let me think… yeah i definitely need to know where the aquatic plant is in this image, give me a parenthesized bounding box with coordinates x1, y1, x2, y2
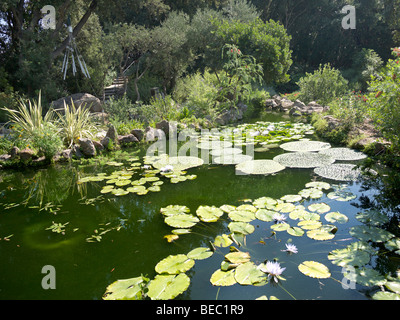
(318, 147, 367, 161)
(273, 152, 335, 168)
(280, 140, 331, 153)
(235, 160, 285, 175)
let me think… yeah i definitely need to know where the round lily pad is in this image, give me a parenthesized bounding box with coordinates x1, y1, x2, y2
(164, 214, 199, 228)
(280, 141, 331, 152)
(228, 222, 255, 235)
(160, 205, 190, 216)
(187, 247, 213, 260)
(325, 212, 348, 224)
(155, 254, 195, 274)
(234, 262, 267, 286)
(214, 154, 253, 165)
(235, 160, 285, 175)
(147, 273, 190, 300)
(305, 181, 331, 190)
(274, 152, 335, 168)
(308, 203, 331, 214)
(152, 156, 204, 171)
(314, 164, 362, 181)
(228, 209, 256, 222)
(196, 206, 224, 223)
(327, 190, 357, 202)
(349, 225, 395, 243)
(255, 209, 276, 222)
(210, 269, 236, 286)
(280, 194, 302, 203)
(328, 241, 373, 267)
(319, 147, 367, 161)
(298, 261, 331, 279)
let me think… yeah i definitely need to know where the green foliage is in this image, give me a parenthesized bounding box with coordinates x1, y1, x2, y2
(211, 18, 292, 85)
(56, 102, 96, 148)
(367, 48, 400, 150)
(30, 123, 64, 159)
(297, 64, 349, 105)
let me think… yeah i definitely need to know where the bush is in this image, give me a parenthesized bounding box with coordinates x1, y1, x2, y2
(30, 123, 64, 159)
(367, 48, 400, 150)
(297, 64, 349, 105)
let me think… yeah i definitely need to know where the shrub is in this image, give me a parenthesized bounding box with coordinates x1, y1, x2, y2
(30, 123, 64, 159)
(367, 47, 400, 150)
(297, 64, 349, 105)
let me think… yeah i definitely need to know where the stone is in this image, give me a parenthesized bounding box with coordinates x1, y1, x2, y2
(265, 99, 279, 109)
(51, 93, 103, 113)
(62, 149, 73, 160)
(131, 129, 144, 141)
(145, 127, 165, 142)
(323, 116, 341, 130)
(118, 134, 139, 145)
(10, 146, 20, 160)
(92, 140, 104, 151)
(156, 120, 170, 136)
(0, 154, 11, 161)
(72, 145, 84, 159)
(105, 125, 118, 142)
(19, 148, 35, 161)
(78, 138, 96, 157)
(280, 98, 295, 111)
(100, 136, 111, 148)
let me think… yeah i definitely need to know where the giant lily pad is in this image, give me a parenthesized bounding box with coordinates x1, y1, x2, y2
(319, 147, 367, 161)
(314, 164, 362, 181)
(234, 262, 267, 286)
(235, 160, 285, 175)
(298, 261, 331, 279)
(155, 254, 195, 274)
(210, 148, 243, 157)
(325, 212, 348, 224)
(196, 206, 224, 223)
(147, 273, 190, 300)
(280, 141, 331, 152)
(152, 156, 204, 171)
(103, 276, 148, 300)
(164, 214, 199, 228)
(274, 152, 335, 168)
(210, 269, 237, 286)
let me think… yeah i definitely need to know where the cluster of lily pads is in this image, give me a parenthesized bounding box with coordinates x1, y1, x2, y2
(77, 155, 202, 196)
(102, 177, 400, 300)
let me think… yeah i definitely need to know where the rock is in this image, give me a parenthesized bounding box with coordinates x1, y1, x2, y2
(51, 93, 103, 113)
(100, 136, 111, 149)
(10, 146, 20, 160)
(0, 154, 11, 161)
(156, 120, 170, 136)
(32, 156, 47, 166)
(92, 140, 104, 151)
(19, 148, 35, 161)
(72, 145, 84, 159)
(145, 127, 165, 142)
(265, 99, 279, 109)
(131, 129, 144, 141)
(280, 98, 295, 111)
(78, 138, 96, 157)
(118, 134, 139, 145)
(323, 116, 341, 130)
(105, 125, 118, 142)
(62, 149, 73, 161)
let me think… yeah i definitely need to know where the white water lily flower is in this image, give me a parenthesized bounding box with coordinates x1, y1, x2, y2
(160, 165, 174, 172)
(261, 130, 270, 136)
(273, 213, 287, 223)
(249, 130, 260, 137)
(283, 243, 298, 254)
(259, 261, 286, 283)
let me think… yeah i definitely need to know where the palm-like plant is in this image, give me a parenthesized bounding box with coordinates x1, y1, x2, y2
(1, 91, 56, 137)
(57, 101, 95, 148)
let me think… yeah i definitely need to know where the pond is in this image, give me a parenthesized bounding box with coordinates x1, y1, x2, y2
(0, 113, 399, 300)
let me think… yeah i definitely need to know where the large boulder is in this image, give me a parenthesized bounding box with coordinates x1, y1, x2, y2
(78, 138, 96, 157)
(105, 125, 118, 142)
(118, 134, 139, 145)
(19, 148, 35, 161)
(51, 93, 103, 113)
(145, 127, 165, 142)
(131, 129, 144, 141)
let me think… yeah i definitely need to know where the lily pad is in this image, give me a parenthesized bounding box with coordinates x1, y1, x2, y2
(187, 247, 213, 260)
(220, 204, 236, 213)
(214, 154, 253, 165)
(307, 227, 335, 240)
(355, 210, 389, 226)
(298, 188, 324, 199)
(327, 190, 357, 202)
(160, 205, 190, 216)
(314, 164, 362, 181)
(298, 220, 322, 230)
(280, 194, 302, 203)
(372, 291, 400, 300)
(280, 141, 331, 152)
(319, 147, 367, 161)
(343, 267, 387, 287)
(328, 241, 374, 267)
(164, 214, 199, 229)
(214, 234, 233, 247)
(275, 202, 296, 213)
(228, 210, 256, 222)
(147, 273, 190, 300)
(152, 156, 204, 171)
(234, 262, 267, 286)
(210, 148, 243, 157)
(196, 206, 224, 223)
(210, 269, 237, 286)
(255, 209, 276, 222)
(126, 186, 147, 194)
(228, 222, 255, 235)
(253, 197, 277, 209)
(305, 181, 331, 190)
(349, 225, 395, 243)
(235, 160, 285, 175)
(155, 254, 195, 274)
(274, 152, 335, 168)
(225, 251, 251, 264)
(287, 226, 305, 237)
(298, 261, 331, 279)
(325, 212, 348, 224)
(271, 223, 290, 231)
(308, 203, 331, 214)
(103, 276, 148, 300)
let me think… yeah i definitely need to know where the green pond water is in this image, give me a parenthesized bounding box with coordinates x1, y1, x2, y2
(0, 113, 398, 300)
